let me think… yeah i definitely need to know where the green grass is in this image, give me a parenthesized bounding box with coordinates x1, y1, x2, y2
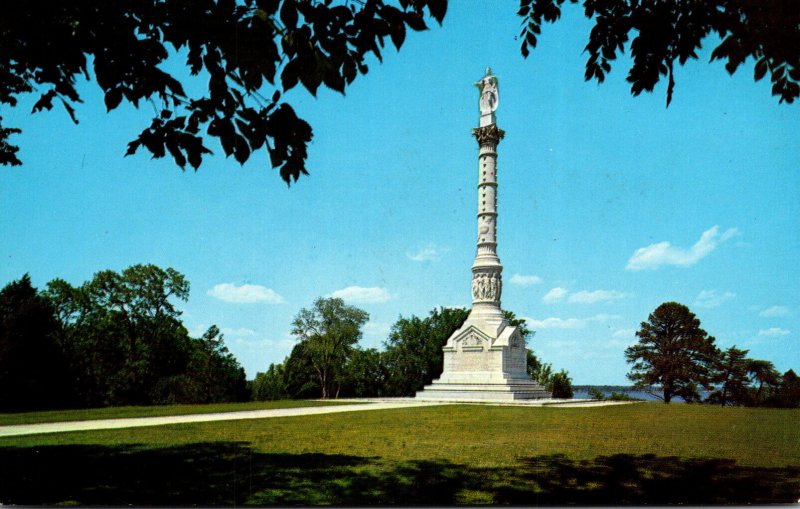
(1, 402, 798, 505)
(0, 399, 356, 426)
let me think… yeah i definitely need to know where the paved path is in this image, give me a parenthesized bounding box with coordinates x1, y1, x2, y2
(0, 399, 636, 438)
(0, 401, 445, 438)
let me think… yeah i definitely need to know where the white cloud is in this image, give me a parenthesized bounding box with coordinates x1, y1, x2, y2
(694, 290, 736, 308)
(759, 305, 790, 317)
(541, 287, 629, 304)
(331, 286, 392, 303)
(758, 327, 790, 337)
(626, 225, 739, 271)
(406, 243, 448, 262)
(526, 314, 618, 330)
(207, 283, 284, 304)
(568, 290, 629, 304)
(543, 287, 568, 303)
(509, 274, 543, 286)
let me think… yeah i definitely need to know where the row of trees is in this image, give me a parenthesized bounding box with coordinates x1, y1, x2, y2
(0, 266, 248, 411)
(626, 302, 799, 407)
(251, 297, 573, 401)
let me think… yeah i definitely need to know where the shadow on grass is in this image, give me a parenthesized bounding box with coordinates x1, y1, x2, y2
(0, 443, 798, 505)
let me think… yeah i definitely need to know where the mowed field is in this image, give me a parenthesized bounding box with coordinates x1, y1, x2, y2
(1, 402, 798, 505)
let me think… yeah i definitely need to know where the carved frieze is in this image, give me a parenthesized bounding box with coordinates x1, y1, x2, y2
(471, 272, 502, 302)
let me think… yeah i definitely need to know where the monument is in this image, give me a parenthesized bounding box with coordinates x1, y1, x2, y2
(416, 69, 551, 400)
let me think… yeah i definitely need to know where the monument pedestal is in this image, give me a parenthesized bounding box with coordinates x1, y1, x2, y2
(416, 310, 550, 401)
(415, 68, 550, 401)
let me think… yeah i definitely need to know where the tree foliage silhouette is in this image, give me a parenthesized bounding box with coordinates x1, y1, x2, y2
(0, 0, 446, 181)
(518, 0, 800, 107)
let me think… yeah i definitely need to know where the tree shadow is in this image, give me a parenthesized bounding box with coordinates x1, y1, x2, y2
(0, 444, 797, 505)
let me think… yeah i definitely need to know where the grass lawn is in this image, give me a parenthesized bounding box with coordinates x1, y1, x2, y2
(0, 399, 356, 426)
(1, 402, 798, 505)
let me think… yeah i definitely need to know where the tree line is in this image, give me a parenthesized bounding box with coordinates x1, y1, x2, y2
(251, 297, 574, 401)
(0, 266, 248, 411)
(626, 302, 800, 407)
(0, 267, 571, 412)
(5, 266, 796, 412)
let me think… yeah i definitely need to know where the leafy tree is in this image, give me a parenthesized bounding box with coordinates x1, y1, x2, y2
(0, 275, 75, 411)
(518, 0, 800, 106)
(180, 325, 248, 404)
(290, 297, 369, 399)
(625, 302, 718, 403)
(41, 264, 254, 407)
(708, 346, 750, 406)
(338, 347, 388, 397)
(527, 348, 553, 387)
(252, 362, 289, 401)
(550, 370, 574, 399)
(746, 359, 781, 404)
(775, 369, 800, 408)
(282, 341, 319, 399)
(383, 306, 468, 396)
(0, 0, 445, 182)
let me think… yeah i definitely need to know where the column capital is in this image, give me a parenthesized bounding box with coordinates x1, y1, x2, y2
(472, 124, 505, 147)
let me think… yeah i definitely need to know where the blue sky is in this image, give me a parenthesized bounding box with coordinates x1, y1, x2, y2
(1, 3, 798, 384)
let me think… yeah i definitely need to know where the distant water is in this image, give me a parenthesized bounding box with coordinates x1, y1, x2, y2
(573, 388, 711, 403)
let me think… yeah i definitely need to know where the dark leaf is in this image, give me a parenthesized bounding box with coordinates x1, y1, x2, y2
(405, 11, 427, 31)
(280, 0, 299, 29)
(428, 0, 447, 24)
(104, 89, 123, 112)
(754, 57, 768, 81)
(390, 21, 406, 50)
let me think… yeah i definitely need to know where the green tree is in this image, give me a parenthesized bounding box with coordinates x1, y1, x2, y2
(252, 363, 289, 401)
(526, 349, 553, 387)
(518, 0, 800, 106)
(708, 346, 750, 407)
(383, 306, 468, 396)
(626, 302, 718, 403)
(339, 347, 388, 397)
(746, 359, 781, 404)
(282, 342, 319, 399)
(44, 264, 195, 406)
(550, 370, 574, 399)
(181, 325, 248, 404)
(0, 0, 445, 181)
(775, 369, 800, 408)
(0, 275, 75, 411)
(290, 297, 369, 399)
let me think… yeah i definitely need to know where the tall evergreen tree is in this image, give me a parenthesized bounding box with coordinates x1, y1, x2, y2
(626, 302, 717, 403)
(708, 346, 750, 407)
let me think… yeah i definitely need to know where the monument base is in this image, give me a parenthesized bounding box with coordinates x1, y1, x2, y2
(415, 315, 552, 401)
(416, 378, 550, 401)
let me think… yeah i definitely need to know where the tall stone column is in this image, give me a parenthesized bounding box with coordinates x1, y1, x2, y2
(415, 68, 550, 401)
(470, 123, 506, 328)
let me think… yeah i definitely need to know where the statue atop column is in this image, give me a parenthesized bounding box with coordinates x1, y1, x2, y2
(475, 67, 499, 126)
